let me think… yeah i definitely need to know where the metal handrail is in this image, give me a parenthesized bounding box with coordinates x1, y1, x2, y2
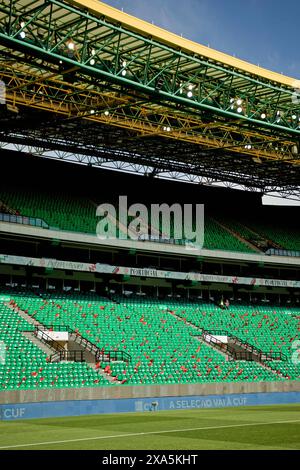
(0, 212, 49, 228)
(198, 328, 287, 365)
(205, 328, 287, 361)
(36, 322, 132, 363)
(50, 350, 84, 362)
(95, 349, 131, 363)
(70, 329, 132, 363)
(36, 324, 72, 333)
(34, 328, 65, 352)
(72, 332, 99, 354)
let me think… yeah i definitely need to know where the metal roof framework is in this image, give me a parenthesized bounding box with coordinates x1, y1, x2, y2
(0, 0, 300, 196)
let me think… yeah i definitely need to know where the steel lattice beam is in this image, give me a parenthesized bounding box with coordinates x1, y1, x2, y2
(1, 140, 299, 200)
(0, 61, 299, 164)
(0, 0, 299, 191)
(0, 0, 299, 131)
(1, 2, 300, 140)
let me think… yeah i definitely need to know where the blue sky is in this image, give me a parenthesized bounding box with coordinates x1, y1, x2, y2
(102, 0, 300, 78)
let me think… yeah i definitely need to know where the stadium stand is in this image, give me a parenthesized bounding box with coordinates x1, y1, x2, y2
(0, 157, 299, 395)
(0, 291, 112, 390)
(216, 212, 300, 252)
(0, 186, 258, 252)
(244, 221, 300, 252)
(1, 0, 300, 450)
(0, 187, 96, 234)
(1, 289, 298, 391)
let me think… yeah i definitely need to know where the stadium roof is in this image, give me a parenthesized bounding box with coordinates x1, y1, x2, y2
(0, 0, 300, 195)
(69, 0, 298, 88)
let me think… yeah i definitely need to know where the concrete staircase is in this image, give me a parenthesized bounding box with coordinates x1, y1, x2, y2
(22, 331, 55, 356)
(68, 333, 120, 383)
(5, 302, 43, 327)
(240, 223, 284, 250)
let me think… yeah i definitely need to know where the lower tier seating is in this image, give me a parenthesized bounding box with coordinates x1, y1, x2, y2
(1, 291, 298, 390)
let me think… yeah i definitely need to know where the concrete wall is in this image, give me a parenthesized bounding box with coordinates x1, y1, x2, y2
(1, 387, 300, 420)
(1, 380, 299, 405)
(1, 221, 299, 265)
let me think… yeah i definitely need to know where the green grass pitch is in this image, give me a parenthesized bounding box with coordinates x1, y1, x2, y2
(0, 404, 299, 450)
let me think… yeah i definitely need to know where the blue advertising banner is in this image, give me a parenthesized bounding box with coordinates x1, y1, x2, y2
(1, 391, 300, 420)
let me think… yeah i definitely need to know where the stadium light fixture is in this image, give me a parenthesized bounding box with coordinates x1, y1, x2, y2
(104, 110, 110, 116)
(187, 84, 195, 98)
(276, 111, 281, 122)
(18, 19, 26, 39)
(155, 76, 164, 91)
(236, 98, 242, 106)
(261, 112, 266, 119)
(90, 109, 95, 114)
(237, 106, 243, 114)
(90, 58, 95, 65)
(119, 58, 128, 76)
(291, 144, 298, 155)
(67, 40, 75, 51)
(292, 114, 297, 120)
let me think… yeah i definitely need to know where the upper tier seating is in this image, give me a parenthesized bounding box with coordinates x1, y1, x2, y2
(0, 187, 256, 252)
